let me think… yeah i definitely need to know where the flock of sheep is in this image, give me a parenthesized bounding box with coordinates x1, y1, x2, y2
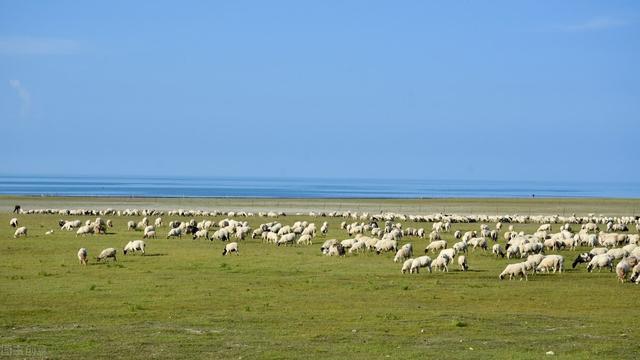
(8, 207, 640, 284)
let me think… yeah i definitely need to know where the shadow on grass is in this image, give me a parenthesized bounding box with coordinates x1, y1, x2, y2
(140, 253, 168, 257)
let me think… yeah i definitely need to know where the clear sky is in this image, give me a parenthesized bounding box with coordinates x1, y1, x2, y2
(1, 1, 638, 181)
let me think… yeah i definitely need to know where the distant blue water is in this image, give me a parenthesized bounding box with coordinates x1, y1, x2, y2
(0, 175, 638, 198)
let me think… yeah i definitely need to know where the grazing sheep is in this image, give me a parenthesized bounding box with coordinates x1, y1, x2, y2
(458, 255, 468, 271)
(468, 237, 488, 251)
(154, 217, 163, 228)
(127, 221, 136, 231)
(143, 225, 155, 236)
(432, 254, 450, 272)
(439, 248, 456, 261)
(277, 233, 296, 246)
(586, 254, 614, 272)
(589, 247, 609, 256)
(348, 240, 368, 254)
(429, 231, 441, 241)
(425, 240, 447, 253)
(454, 230, 462, 239)
(96, 248, 117, 262)
(61, 220, 82, 231)
(492, 243, 506, 258)
(222, 242, 239, 256)
(630, 263, 640, 283)
(167, 228, 182, 239)
(320, 222, 328, 236)
(537, 224, 552, 232)
(327, 243, 346, 257)
(340, 239, 358, 249)
(13, 226, 27, 238)
(525, 254, 545, 274)
(9, 218, 18, 227)
(143, 230, 156, 239)
(106, 219, 113, 228)
(536, 255, 564, 274)
(321, 239, 338, 254)
(393, 243, 413, 263)
(499, 263, 528, 281)
(192, 229, 209, 240)
(77, 248, 88, 265)
(506, 244, 520, 259)
(453, 241, 468, 254)
(616, 257, 637, 283)
(606, 248, 628, 260)
(409, 255, 432, 274)
(212, 229, 230, 242)
(124, 240, 146, 255)
(297, 234, 313, 245)
(401, 258, 414, 273)
(374, 239, 398, 254)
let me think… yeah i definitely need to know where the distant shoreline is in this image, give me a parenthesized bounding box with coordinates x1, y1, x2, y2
(2, 195, 639, 217)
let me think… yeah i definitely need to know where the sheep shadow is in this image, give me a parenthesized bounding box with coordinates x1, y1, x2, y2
(140, 253, 168, 257)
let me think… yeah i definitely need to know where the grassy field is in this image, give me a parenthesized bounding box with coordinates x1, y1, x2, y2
(1, 198, 639, 359)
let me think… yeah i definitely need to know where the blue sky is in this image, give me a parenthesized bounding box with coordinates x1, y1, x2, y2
(1, 1, 638, 181)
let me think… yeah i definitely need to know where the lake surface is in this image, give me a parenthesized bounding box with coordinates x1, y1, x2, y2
(0, 175, 638, 198)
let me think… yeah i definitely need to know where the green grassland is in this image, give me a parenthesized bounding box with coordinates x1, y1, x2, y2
(1, 198, 639, 359)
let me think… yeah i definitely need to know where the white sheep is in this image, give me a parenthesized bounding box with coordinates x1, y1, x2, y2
(277, 233, 296, 246)
(401, 258, 414, 273)
(143, 230, 156, 239)
(457, 255, 468, 271)
(320, 239, 338, 254)
(630, 263, 640, 283)
(606, 248, 628, 260)
(453, 241, 468, 254)
(14, 226, 27, 238)
(327, 244, 346, 256)
(124, 240, 146, 255)
(425, 240, 447, 253)
(374, 239, 398, 254)
(143, 225, 155, 236)
(616, 257, 638, 283)
(320, 222, 328, 236)
(439, 248, 456, 261)
(409, 255, 432, 274)
(586, 254, 614, 272)
(499, 263, 528, 281)
(492, 243, 505, 258)
(432, 254, 450, 272)
(536, 255, 564, 274)
(393, 243, 413, 263)
(77, 248, 88, 265)
(222, 242, 239, 256)
(167, 228, 182, 239)
(96, 248, 117, 262)
(297, 234, 313, 245)
(9, 218, 18, 227)
(589, 247, 609, 256)
(525, 254, 545, 273)
(468, 237, 488, 251)
(192, 229, 209, 240)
